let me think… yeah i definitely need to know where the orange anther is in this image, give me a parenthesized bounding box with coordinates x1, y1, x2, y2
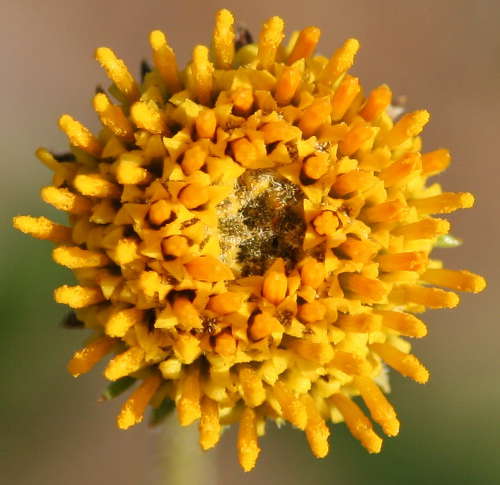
(332, 170, 373, 196)
(162, 235, 189, 258)
(275, 66, 302, 105)
(231, 87, 254, 115)
(421, 149, 451, 176)
(208, 292, 242, 314)
(331, 75, 360, 121)
(214, 332, 237, 357)
(300, 258, 325, 288)
(359, 84, 392, 122)
(249, 312, 284, 340)
(287, 26, 321, 64)
(195, 109, 217, 138)
(232, 137, 258, 167)
(178, 183, 210, 209)
(261, 120, 297, 144)
(298, 97, 331, 138)
(298, 300, 326, 323)
(185, 256, 234, 282)
(337, 238, 377, 263)
(313, 211, 339, 237)
(148, 199, 171, 226)
(181, 144, 208, 175)
(262, 270, 288, 304)
(303, 153, 329, 180)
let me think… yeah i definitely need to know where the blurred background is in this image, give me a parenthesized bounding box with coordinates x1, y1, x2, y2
(1, 0, 499, 483)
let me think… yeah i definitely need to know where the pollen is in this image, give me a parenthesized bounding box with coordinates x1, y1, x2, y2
(14, 9, 485, 472)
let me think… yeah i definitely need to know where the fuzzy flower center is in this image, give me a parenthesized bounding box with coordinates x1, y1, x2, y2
(217, 169, 306, 276)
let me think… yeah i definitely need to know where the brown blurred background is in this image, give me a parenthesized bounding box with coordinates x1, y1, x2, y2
(1, 0, 499, 484)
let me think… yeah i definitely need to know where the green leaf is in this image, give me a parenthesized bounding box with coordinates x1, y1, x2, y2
(150, 397, 175, 427)
(100, 376, 136, 401)
(435, 234, 463, 248)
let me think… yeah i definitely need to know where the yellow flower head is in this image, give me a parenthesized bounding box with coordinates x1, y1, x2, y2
(14, 9, 485, 471)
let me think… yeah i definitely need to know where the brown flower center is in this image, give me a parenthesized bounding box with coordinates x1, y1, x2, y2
(218, 169, 306, 276)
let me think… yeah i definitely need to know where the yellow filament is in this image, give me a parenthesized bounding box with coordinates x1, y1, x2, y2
(331, 351, 371, 376)
(354, 376, 400, 436)
(274, 381, 307, 430)
(58, 115, 101, 157)
(330, 393, 382, 453)
(106, 308, 144, 338)
(384, 110, 430, 147)
(95, 47, 139, 101)
(275, 66, 302, 105)
(287, 26, 321, 64)
(213, 9, 235, 69)
(117, 374, 162, 429)
(104, 347, 145, 381)
(93, 93, 134, 140)
(239, 367, 266, 407)
(174, 333, 201, 364)
(149, 30, 182, 93)
(333, 170, 374, 196)
(177, 366, 201, 426)
(361, 200, 407, 223)
(130, 100, 166, 134)
(377, 310, 428, 338)
(379, 152, 422, 187)
(67, 336, 114, 377)
(421, 269, 486, 293)
(199, 396, 221, 450)
(13, 215, 71, 243)
(74, 174, 120, 198)
(292, 340, 334, 365)
(53, 246, 109, 269)
(41, 186, 92, 215)
(299, 97, 331, 138)
(238, 407, 261, 472)
(410, 192, 474, 215)
(302, 394, 330, 458)
(257, 16, 284, 69)
(338, 238, 377, 263)
(335, 313, 382, 333)
(36, 147, 61, 172)
(331, 75, 360, 121)
(341, 273, 388, 303)
(116, 159, 150, 185)
(191, 45, 214, 105)
(394, 218, 450, 239)
(397, 285, 459, 309)
(321, 38, 360, 83)
(371, 343, 429, 384)
(339, 125, 373, 156)
(54, 285, 104, 309)
(378, 251, 428, 272)
(421, 148, 451, 176)
(359, 84, 392, 121)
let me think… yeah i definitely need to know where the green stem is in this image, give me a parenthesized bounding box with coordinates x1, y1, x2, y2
(157, 414, 217, 485)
